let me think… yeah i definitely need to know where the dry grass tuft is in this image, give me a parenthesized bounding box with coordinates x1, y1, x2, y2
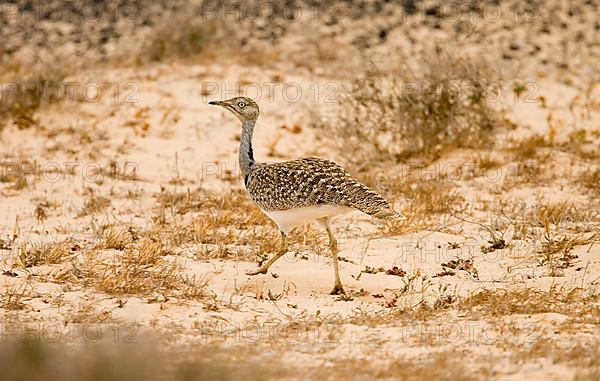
(97, 227, 135, 251)
(17, 240, 74, 268)
(0, 283, 32, 311)
(535, 202, 586, 226)
(537, 231, 596, 275)
(82, 239, 209, 301)
(314, 50, 503, 165)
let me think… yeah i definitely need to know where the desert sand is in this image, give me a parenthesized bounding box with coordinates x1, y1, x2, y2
(1, 1, 599, 380)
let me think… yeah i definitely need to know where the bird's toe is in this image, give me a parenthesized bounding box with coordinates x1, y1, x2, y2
(330, 284, 346, 295)
(246, 268, 268, 276)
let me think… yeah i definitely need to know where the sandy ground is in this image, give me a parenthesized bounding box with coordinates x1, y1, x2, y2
(0, 59, 598, 379)
(0, 0, 599, 378)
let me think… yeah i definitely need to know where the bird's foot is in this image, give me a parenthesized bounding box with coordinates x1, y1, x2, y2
(330, 284, 345, 295)
(246, 267, 268, 276)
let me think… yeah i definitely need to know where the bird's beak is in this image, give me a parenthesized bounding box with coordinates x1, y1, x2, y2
(209, 100, 225, 106)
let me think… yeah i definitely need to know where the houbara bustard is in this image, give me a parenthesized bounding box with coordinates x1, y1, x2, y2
(209, 97, 404, 294)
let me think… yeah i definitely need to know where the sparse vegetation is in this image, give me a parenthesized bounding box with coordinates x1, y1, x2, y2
(348, 286, 600, 328)
(0, 283, 31, 311)
(17, 241, 74, 268)
(0, 69, 66, 130)
(491, 199, 599, 240)
(1, 1, 599, 379)
(537, 231, 596, 276)
(314, 50, 503, 165)
(458, 287, 600, 320)
(83, 239, 210, 301)
(382, 176, 464, 234)
(508, 134, 552, 161)
(144, 16, 220, 62)
(97, 227, 135, 250)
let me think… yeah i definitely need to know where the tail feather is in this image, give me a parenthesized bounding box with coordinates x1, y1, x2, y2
(343, 183, 405, 221)
(372, 208, 406, 221)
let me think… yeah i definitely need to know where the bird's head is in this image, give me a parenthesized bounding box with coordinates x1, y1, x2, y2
(209, 96, 259, 122)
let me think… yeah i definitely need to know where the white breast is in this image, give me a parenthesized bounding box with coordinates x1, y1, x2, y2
(263, 205, 353, 234)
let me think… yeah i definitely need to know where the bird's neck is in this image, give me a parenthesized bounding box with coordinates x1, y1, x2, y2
(239, 119, 256, 177)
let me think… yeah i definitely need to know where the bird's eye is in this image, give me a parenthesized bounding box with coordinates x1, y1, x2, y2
(238, 102, 246, 108)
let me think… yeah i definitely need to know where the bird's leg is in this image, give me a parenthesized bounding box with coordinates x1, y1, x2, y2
(320, 218, 345, 295)
(246, 232, 288, 275)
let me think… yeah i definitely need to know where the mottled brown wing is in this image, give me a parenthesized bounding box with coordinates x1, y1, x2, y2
(246, 157, 401, 219)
